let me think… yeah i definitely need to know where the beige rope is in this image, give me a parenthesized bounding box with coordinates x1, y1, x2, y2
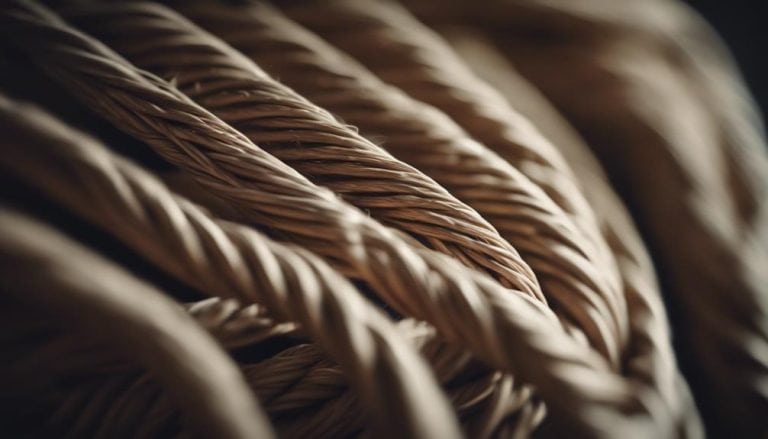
(185, 297, 299, 348)
(440, 29, 702, 437)
(279, 1, 704, 434)
(0, 95, 462, 439)
(55, 3, 541, 296)
(0, 209, 275, 439)
(0, 81, 536, 435)
(166, 0, 624, 365)
(0, 3, 676, 436)
(414, 0, 768, 436)
(279, 0, 624, 313)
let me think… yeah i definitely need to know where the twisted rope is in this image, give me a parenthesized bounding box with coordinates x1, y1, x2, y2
(279, 1, 704, 434)
(0, 2, 679, 436)
(167, 0, 626, 364)
(0, 95, 462, 439)
(279, 0, 624, 311)
(0, 210, 274, 439)
(0, 83, 537, 435)
(411, 0, 768, 436)
(58, 2, 540, 296)
(185, 297, 299, 348)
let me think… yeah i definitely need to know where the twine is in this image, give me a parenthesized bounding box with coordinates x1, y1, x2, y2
(415, 0, 768, 436)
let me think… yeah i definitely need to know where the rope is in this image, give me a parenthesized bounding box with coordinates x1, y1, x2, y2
(168, 0, 628, 365)
(0, 209, 275, 439)
(56, 1, 541, 296)
(0, 94, 462, 439)
(0, 2, 681, 436)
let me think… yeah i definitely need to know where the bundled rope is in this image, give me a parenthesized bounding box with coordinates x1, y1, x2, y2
(164, 0, 623, 365)
(0, 95, 462, 439)
(0, 209, 274, 439)
(408, 0, 768, 436)
(439, 28, 703, 437)
(56, 2, 540, 296)
(0, 79, 536, 436)
(0, 2, 678, 437)
(279, 0, 620, 292)
(278, 0, 702, 434)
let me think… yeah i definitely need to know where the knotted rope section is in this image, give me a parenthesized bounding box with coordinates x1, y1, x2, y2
(0, 209, 274, 439)
(0, 95, 461, 439)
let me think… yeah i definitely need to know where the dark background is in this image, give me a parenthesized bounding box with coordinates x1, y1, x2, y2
(687, 0, 768, 128)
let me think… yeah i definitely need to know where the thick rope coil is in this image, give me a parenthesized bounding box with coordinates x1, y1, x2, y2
(278, 1, 702, 434)
(411, 0, 768, 436)
(440, 30, 702, 437)
(56, 2, 541, 296)
(0, 209, 274, 439)
(0, 79, 538, 435)
(279, 0, 624, 311)
(165, 0, 624, 365)
(0, 95, 462, 439)
(0, 3, 678, 436)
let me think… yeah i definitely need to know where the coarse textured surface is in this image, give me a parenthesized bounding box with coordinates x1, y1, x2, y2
(401, 0, 768, 436)
(0, 2, 682, 437)
(0, 96, 461, 439)
(0, 209, 275, 439)
(169, 0, 624, 367)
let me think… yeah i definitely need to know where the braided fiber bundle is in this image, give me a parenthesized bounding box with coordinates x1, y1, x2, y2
(439, 28, 703, 437)
(0, 2, 682, 437)
(0, 93, 536, 437)
(405, 0, 768, 436)
(0, 209, 274, 439)
(0, 95, 461, 438)
(278, 1, 702, 434)
(279, 0, 618, 286)
(56, 2, 539, 296)
(165, 0, 625, 365)
(0, 90, 536, 436)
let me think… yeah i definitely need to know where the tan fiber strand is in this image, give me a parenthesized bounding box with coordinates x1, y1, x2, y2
(0, 209, 275, 439)
(440, 29, 702, 436)
(55, 2, 539, 296)
(167, 0, 624, 364)
(409, 0, 768, 436)
(0, 4, 675, 437)
(185, 297, 299, 348)
(279, 0, 623, 307)
(0, 89, 530, 435)
(0, 95, 461, 439)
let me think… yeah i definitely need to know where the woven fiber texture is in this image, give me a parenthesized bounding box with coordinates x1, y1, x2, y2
(166, 0, 624, 367)
(0, 95, 461, 439)
(0, 1, 681, 437)
(56, 1, 540, 296)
